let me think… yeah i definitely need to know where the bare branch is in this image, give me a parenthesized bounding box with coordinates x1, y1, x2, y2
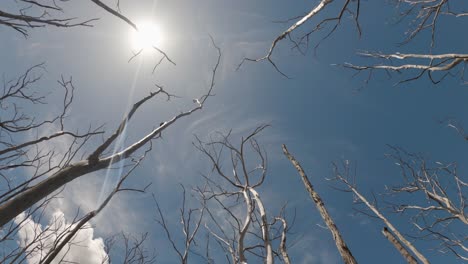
(343, 52, 468, 84)
(238, 0, 361, 77)
(90, 0, 137, 30)
(0, 41, 221, 228)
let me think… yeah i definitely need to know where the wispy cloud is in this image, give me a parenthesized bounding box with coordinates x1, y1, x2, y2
(291, 232, 341, 264)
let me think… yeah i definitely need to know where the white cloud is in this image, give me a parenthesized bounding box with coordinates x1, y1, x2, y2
(14, 211, 108, 264)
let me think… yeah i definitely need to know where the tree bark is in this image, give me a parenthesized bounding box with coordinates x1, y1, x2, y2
(382, 227, 418, 264)
(282, 144, 358, 264)
(0, 159, 107, 227)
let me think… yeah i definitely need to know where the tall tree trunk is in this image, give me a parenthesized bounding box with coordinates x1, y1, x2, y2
(282, 144, 358, 264)
(382, 227, 418, 264)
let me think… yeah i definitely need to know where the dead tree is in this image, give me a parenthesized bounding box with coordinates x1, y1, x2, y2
(237, 0, 467, 84)
(341, 1, 468, 85)
(152, 185, 206, 264)
(238, 0, 361, 77)
(11, 145, 152, 264)
(105, 232, 156, 264)
(333, 161, 430, 264)
(0, 29, 221, 264)
(193, 125, 291, 264)
(384, 147, 468, 261)
(0, 2, 220, 263)
(282, 144, 357, 264)
(0, 44, 219, 226)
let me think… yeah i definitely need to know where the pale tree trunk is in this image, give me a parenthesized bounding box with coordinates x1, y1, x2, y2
(249, 187, 274, 264)
(382, 227, 418, 264)
(282, 144, 358, 264)
(335, 173, 430, 264)
(239, 189, 252, 264)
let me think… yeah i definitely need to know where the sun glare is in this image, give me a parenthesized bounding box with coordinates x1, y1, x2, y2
(130, 21, 162, 51)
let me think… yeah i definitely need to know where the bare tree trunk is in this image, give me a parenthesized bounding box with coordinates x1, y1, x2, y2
(239, 189, 252, 264)
(382, 227, 418, 264)
(336, 173, 430, 264)
(0, 160, 105, 227)
(249, 188, 274, 264)
(282, 144, 358, 264)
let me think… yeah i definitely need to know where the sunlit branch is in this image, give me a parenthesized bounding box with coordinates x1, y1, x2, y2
(343, 52, 468, 84)
(237, 0, 334, 78)
(88, 87, 175, 164)
(238, 0, 361, 77)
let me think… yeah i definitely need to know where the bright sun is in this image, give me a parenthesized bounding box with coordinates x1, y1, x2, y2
(130, 21, 163, 51)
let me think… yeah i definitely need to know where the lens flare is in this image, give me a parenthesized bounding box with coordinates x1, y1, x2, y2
(130, 21, 162, 51)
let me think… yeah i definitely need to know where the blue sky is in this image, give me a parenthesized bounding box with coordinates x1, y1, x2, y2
(2, 0, 468, 263)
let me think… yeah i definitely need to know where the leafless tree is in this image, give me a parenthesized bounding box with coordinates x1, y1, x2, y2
(152, 185, 206, 264)
(186, 125, 293, 264)
(141, 124, 467, 263)
(238, 0, 362, 77)
(0, 45, 219, 225)
(282, 144, 357, 264)
(238, 0, 467, 84)
(332, 160, 431, 264)
(234, 3, 468, 261)
(6, 145, 152, 264)
(326, 147, 468, 262)
(4, 1, 468, 263)
(103, 231, 156, 264)
(0, 1, 222, 262)
(0, 48, 220, 261)
(383, 147, 468, 260)
(342, 1, 468, 85)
